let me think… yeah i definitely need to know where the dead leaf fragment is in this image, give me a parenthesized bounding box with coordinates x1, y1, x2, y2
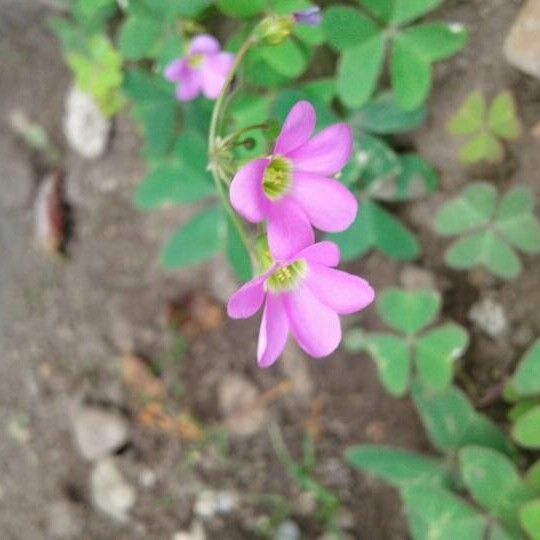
(121, 355, 165, 401)
(166, 293, 224, 337)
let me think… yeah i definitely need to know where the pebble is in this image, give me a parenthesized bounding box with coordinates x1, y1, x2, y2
(468, 297, 508, 338)
(218, 374, 268, 436)
(274, 520, 301, 540)
(173, 521, 206, 540)
(72, 405, 128, 461)
(194, 490, 238, 519)
(63, 86, 111, 159)
(504, 0, 540, 79)
(399, 265, 436, 290)
(90, 458, 136, 522)
(47, 500, 84, 538)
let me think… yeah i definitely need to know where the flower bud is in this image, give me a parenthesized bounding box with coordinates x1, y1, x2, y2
(293, 7, 322, 27)
(254, 15, 294, 45)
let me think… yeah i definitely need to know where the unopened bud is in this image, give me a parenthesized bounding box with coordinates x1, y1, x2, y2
(254, 15, 294, 45)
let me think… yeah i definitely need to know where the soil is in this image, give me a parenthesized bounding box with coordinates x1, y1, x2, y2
(0, 0, 539, 539)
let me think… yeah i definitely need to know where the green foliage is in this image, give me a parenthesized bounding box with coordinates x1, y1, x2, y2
(448, 91, 522, 164)
(329, 133, 438, 262)
(346, 289, 468, 396)
(323, 2, 468, 109)
(435, 183, 540, 279)
(160, 206, 226, 269)
(505, 339, 540, 450)
(345, 445, 451, 488)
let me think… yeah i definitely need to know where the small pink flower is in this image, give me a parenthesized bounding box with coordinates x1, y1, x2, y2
(227, 241, 375, 367)
(230, 101, 357, 260)
(164, 35, 235, 102)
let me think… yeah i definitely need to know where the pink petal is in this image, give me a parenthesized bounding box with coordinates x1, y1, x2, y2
(176, 69, 202, 101)
(291, 172, 358, 232)
(295, 241, 340, 267)
(274, 101, 316, 156)
(257, 295, 289, 368)
(284, 284, 341, 358)
(202, 52, 235, 99)
(164, 59, 186, 83)
(289, 123, 353, 176)
(230, 159, 269, 223)
(189, 34, 220, 55)
(267, 197, 314, 261)
(305, 265, 375, 315)
(227, 274, 267, 319)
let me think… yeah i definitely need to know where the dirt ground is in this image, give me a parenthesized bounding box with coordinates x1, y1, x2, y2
(0, 0, 539, 539)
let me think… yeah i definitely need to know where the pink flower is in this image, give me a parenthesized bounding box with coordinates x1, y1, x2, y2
(227, 241, 375, 367)
(164, 35, 235, 102)
(230, 101, 357, 260)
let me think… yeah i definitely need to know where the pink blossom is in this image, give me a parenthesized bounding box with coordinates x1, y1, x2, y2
(229, 101, 357, 260)
(164, 35, 235, 102)
(227, 241, 374, 367)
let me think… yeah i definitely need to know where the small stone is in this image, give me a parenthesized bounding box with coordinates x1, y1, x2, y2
(194, 490, 238, 519)
(64, 86, 111, 159)
(218, 374, 268, 436)
(399, 265, 436, 290)
(280, 343, 314, 402)
(468, 298, 508, 338)
(71, 405, 128, 461)
(173, 521, 206, 540)
(274, 520, 301, 540)
(90, 458, 136, 522)
(47, 500, 84, 538)
(504, 0, 540, 79)
(138, 468, 157, 488)
(336, 508, 355, 531)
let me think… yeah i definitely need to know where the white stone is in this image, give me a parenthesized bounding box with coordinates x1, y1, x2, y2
(91, 458, 136, 522)
(504, 0, 540, 79)
(274, 520, 300, 540)
(218, 374, 267, 436)
(194, 490, 238, 519)
(72, 405, 128, 461)
(63, 86, 111, 159)
(468, 298, 508, 338)
(173, 521, 206, 540)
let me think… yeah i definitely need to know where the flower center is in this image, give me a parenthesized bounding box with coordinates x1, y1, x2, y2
(262, 157, 291, 200)
(266, 260, 306, 292)
(188, 53, 204, 69)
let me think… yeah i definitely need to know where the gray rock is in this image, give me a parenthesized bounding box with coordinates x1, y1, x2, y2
(274, 520, 300, 540)
(505, 0, 540, 79)
(468, 298, 508, 338)
(173, 521, 206, 540)
(194, 490, 238, 519)
(47, 500, 84, 538)
(90, 458, 136, 522)
(218, 374, 267, 436)
(63, 86, 111, 159)
(71, 405, 128, 461)
(399, 265, 436, 290)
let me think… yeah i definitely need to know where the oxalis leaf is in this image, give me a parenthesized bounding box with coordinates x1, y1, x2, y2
(160, 206, 226, 269)
(411, 382, 513, 456)
(345, 445, 451, 488)
(459, 446, 536, 532)
(329, 199, 420, 262)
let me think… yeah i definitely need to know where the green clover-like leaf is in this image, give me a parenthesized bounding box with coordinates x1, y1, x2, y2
(411, 382, 512, 455)
(160, 206, 225, 269)
(323, 6, 380, 52)
(459, 446, 536, 532)
(488, 91, 522, 140)
(448, 91, 486, 135)
(416, 323, 469, 392)
(512, 405, 540, 449)
(508, 339, 540, 398)
(365, 334, 411, 396)
(345, 445, 450, 488)
(377, 288, 440, 335)
(520, 499, 540, 540)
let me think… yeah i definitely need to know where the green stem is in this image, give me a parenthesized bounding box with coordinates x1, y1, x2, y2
(208, 37, 256, 264)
